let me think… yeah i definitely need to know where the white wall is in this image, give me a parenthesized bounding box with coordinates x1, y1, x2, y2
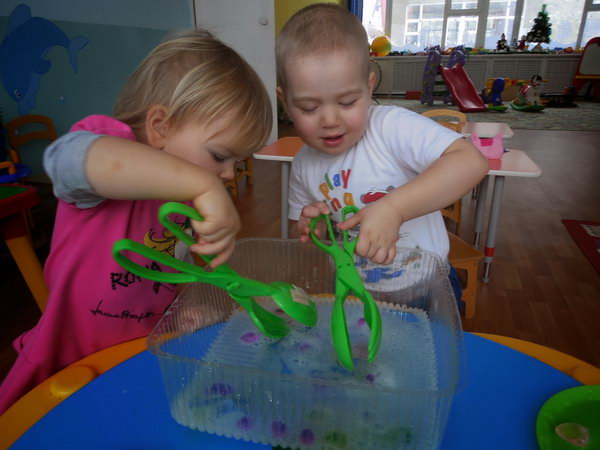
(193, 0, 277, 144)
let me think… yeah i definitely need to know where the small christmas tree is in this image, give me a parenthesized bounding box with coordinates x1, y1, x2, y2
(526, 4, 552, 52)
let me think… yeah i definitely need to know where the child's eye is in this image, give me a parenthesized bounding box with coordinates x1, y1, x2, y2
(299, 106, 316, 114)
(211, 153, 226, 163)
(340, 99, 357, 107)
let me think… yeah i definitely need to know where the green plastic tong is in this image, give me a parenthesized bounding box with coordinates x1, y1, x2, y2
(310, 205, 382, 370)
(112, 202, 317, 339)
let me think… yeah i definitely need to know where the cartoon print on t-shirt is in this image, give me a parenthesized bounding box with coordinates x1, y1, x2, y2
(360, 186, 395, 204)
(100, 216, 193, 322)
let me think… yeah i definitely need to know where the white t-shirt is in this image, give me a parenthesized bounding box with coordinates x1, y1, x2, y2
(289, 105, 462, 271)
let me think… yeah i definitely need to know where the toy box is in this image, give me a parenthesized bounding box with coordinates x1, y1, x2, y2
(147, 239, 464, 449)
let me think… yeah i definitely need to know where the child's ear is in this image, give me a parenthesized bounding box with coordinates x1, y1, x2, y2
(276, 87, 289, 114)
(145, 105, 169, 149)
(368, 71, 377, 95)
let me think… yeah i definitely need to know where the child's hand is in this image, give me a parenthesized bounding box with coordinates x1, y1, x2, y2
(337, 200, 401, 265)
(189, 189, 241, 267)
(297, 201, 330, 243)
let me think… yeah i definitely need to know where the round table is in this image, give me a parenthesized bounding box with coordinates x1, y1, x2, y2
(7, 333, 582, 449)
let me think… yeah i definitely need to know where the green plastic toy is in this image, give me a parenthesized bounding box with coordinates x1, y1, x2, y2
(112, 202, 317, 339)
(309, 205, 382, 370)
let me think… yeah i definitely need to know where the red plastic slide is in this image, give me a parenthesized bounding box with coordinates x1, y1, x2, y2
(440, 64, 487, 112)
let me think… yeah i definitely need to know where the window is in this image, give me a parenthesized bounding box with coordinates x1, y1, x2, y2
(370, 0, 598, 51)
(517, 0, 585, 49)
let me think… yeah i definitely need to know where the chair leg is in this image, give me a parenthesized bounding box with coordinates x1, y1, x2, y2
(461, 260, 478, 319)
(5, 235, 48, 311)
(224, 179, 238, 196)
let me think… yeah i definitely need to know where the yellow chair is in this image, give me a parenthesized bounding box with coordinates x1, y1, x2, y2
(421, 109, 467, 132)
(442, 201, 483, 318)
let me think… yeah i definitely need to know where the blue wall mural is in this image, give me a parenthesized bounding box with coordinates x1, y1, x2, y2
(1, 4, 89, 116)
(0, 0, 193, 175)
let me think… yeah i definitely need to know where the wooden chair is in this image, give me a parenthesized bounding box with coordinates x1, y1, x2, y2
(6, 114, 57, 183)
(421, 109, 467, 132)
(442, 200, 483, 319)
(224, 158, 254, 196)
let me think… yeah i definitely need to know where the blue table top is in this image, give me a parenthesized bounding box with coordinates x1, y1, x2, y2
(13, 333, 580, 449)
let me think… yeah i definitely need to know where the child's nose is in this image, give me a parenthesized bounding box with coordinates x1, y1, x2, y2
(320, 106, 339, 128)
(220, 161, 236, 180)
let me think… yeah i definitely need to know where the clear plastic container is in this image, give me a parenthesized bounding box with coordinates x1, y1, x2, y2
(148, 238, 464, 450)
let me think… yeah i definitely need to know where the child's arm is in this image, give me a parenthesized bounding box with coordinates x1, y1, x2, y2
(338, 138, 488, 264)
(85, 136, 239, 267)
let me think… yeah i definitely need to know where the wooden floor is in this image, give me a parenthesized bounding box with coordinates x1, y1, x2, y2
(1, 126, 599, 385)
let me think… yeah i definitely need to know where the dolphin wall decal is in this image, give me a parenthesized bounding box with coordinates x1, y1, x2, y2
(0, 4, 89, 115)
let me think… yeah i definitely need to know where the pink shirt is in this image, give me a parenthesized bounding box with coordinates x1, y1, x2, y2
(0, 116, 191, 413)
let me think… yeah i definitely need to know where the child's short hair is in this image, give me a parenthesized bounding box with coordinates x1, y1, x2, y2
(114, 29, 272, 152)
(276, 3, 370, 89)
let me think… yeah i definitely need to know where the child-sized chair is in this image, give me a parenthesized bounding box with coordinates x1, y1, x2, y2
(442, 200, 483, 318)
(6, 114, 57, 183)
(224, 158, 254, 196)
(421, 109, 467, 133)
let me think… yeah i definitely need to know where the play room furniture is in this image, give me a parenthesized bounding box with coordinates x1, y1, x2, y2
(0, 184, 48, 310)
(442, 203, 484, 319)
(5, 114, 57, 184)
(572, 36, 600, 102)
(3, 332, 596, 449)
(473, 149, 542, 282)
(462, 121, 514, 139)
(421, 109, 466, 132)
(224, 158, 254, 196)
(254, 136, 303, 238)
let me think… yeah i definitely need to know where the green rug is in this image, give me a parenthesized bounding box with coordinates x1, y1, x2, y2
(374, 98, 600, 132)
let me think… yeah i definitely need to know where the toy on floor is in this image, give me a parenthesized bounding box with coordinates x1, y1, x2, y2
(510, 75, 546, 111)
(444, 45, 467, 105)
(481, 77, 509, 111)
(572, 36, 600, 102)
(420, 45, 442, 106)
(469, 133, 505, 159)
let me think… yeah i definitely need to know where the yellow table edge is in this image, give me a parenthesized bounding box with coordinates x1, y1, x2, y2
(1, 333, 598, 448)
(0, 337, 146, 448)
(473, 333, 600, 385)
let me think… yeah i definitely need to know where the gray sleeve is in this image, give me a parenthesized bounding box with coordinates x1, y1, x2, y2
(43, 131, 107, 208)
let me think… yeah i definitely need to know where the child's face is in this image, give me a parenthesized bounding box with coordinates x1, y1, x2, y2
(279, 50, 375, 156)
(161, 113, 249, 180)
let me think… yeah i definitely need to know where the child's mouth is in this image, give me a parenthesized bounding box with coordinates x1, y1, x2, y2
(322, 135, 343, 146)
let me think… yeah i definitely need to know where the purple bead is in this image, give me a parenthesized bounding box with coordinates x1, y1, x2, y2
(209, 383, 234, 396)
(236, 416, 254, 430)
(298, 342, 312, 351)
(271, 420, 287, 437)
(300, 429, 315, 445)
(356, 317, 366, 326)
(366, 373, 376, 384)
(240, 332, 258, 343)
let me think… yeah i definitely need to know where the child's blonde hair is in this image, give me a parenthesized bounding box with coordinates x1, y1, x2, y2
(276, 3, 371, 90)
(114, 29, 272, 152)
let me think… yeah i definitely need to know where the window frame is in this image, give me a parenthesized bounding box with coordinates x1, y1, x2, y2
(381, 0, 599, 50)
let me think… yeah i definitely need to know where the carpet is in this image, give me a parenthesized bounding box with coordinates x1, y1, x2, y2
(374, 98, 600, 132)
(562, 220, 600, 275)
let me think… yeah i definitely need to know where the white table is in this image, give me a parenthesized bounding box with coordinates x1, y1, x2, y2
(254, 137, 303, 238)
(473, 149, 542, 282)
(462, 121, 514, 138)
